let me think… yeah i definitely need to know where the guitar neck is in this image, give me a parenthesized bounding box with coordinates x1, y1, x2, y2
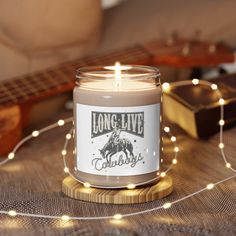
(0, 45, 151, 107)
(0, 38, 234, 107)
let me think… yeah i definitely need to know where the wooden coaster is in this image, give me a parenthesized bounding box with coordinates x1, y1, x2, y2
(62, 176, 173, 204)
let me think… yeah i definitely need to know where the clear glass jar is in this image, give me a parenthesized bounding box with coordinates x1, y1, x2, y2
(73, 65, 162, 188)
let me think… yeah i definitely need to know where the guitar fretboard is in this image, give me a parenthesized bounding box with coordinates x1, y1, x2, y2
(0, 45, 150, 107)
(0, 39, 234, 107)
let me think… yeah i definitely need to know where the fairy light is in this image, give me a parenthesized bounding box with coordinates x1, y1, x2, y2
(64, 167, 69, 173)
(174, 147, 179, 152)
(127, 184, 136, 189)
(219, 120, 225, 126)
(160, 172, 166, 178)
(206, 183, 214, 190)
(32, 130, 39, 137)
(211, 84, 218, 90)
(61, 150, 67, 155)
(172, 159, 177, 164)
(219, 98, 225, 105)
(219, 143, 224, 149)
(58, 120, 65, 126)
(113, 214, 122, 220)
(170, 136, 176, 142)
(83, 182, 91, 188)
(8, 210, 17, 217)
(8, 152, 15, 160)
(162, 202, 172, 209)
(192, 78, 199, 85)
(226, 163, 231, 168)
(0, 81, 235, 222)
(162, 82, 170, 92)
(61, 215, 70, 221)
(164, 126, 170, 133)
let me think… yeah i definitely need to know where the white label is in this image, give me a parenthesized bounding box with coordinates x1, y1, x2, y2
(76, 103, 160, 176)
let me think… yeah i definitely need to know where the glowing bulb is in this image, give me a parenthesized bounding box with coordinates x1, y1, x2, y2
(32, 130, 39, 137)
(206, 183, 214, 190)
(226, 163, 231, 168)
(64, 167, 69, 173)
(171, 136, 176, 142)
(127, 184, 136, 189)
(163, 202, 172, 209)
(162, 82, 170, 92)
(164, 126, 170, 133)
(61, 150, 67, 155)
(160, 172, 166, 178)
(58, 120, 65, 126)
(8, 210, 17, 216)
(219, 98, 225, 105)
(219, 120, 225, 126)
(8, 152, 15, 160)
(113, 214, 122, 220)
(211, 84, 218, 90)
(83, 182, 91, 188)
(66, 134, 72, 140)
(174, 147, 179, 152)
(218, 143, 224, 149)
(172, 159, 177, 164)
(192, 78, 199, 85)
(61, 215, 70, 221)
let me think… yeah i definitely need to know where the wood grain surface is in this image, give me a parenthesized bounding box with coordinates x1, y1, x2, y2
(62, 175, 173, 204)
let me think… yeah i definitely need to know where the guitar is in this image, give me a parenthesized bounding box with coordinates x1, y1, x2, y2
(0, 38, 234, 155)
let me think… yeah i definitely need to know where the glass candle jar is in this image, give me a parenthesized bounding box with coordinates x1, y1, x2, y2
(73, 64, 162, 188)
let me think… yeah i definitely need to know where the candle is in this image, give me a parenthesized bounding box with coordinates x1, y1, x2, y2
(74, 63, 162, 188)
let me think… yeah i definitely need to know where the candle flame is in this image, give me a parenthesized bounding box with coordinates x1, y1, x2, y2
(115, 62, 121, 81)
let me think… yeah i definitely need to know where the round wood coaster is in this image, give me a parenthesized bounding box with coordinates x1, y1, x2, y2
(62, 176, 173, 204)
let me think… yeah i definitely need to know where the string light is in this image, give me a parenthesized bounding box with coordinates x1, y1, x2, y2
(83, 182, 91, 188)
(64, 167, 69, 173)
(113, 214, 122, 220)
(174, 147, 179, 152)
(0, 80, 235, 222)
(32, 131, 39, 137)
(127, 184, 136, 189)
(219, 120, 225, 126)
(58, 120, 65, 126)
(171, 136, 176, 142)
(211, 84, 218, 90)
(8, 210, 17, 217)
(172, 159, 177, 164)
(162, 82, 170, 92)
(206, 183, 214, 190)
(61, 215, 70, 221)
(162, 202, 172, 209)
(8, 152, 15, 160)
(219, 143, 224, 149)
(192, 78, 199, 85)
(164, 126, 170, 133)
(219, 98, 225, 105)
(61, 150, 67, 156)
(226, 163, 231, 168)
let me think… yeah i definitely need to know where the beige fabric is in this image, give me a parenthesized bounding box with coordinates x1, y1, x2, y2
(0, 0, 102, 80)
(0, 109, 235, 235)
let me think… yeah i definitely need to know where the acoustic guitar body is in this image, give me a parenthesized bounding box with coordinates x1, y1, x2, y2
(0, 105, 22, 156)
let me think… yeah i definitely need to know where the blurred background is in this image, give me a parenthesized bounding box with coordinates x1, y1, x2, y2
(1, 0, 236, 81)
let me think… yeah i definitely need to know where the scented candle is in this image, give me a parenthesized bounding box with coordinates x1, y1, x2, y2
(73, 63, 162, 188)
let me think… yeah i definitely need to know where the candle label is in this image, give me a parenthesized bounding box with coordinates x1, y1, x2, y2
(76, 103, 160, 176)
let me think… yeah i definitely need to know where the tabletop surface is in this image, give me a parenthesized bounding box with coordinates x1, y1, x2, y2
(0, 109, 235, 236)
